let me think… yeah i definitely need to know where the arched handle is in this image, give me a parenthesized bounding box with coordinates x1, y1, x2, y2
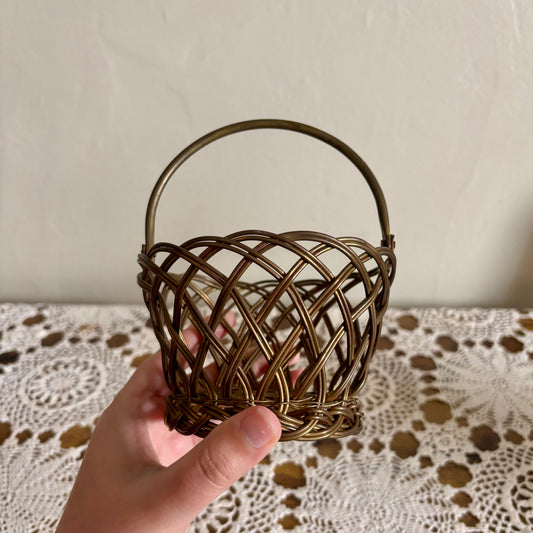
(145, 119, 394, 251)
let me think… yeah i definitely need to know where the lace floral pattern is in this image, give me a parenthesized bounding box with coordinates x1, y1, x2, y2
(0, 304, 532, 532)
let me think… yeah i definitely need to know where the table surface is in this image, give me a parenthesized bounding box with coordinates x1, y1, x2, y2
(1, 304, 532, 532)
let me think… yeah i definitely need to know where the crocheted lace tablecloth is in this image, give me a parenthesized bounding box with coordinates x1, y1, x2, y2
(1, 304, 532, 532)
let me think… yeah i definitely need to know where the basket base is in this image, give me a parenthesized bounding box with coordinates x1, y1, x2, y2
(164, 393, 363, 441)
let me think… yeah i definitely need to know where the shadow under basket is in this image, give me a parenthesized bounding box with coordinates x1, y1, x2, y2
(138, 119, 396, 441)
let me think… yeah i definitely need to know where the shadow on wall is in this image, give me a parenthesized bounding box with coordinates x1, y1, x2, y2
(504, 221, 533, 308)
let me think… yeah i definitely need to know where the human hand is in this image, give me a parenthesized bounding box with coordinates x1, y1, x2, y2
(56, 317, 284, 533)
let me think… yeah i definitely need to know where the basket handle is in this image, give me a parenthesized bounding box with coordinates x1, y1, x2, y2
(145, 119, 394, 251)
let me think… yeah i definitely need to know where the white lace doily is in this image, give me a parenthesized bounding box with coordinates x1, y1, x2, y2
(1, 304, 532, 532)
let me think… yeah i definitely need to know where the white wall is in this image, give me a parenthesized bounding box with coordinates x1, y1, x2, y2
(1, 1, 532, 307)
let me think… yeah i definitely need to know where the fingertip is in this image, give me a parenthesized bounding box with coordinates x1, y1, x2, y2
(224, 310, 237, 328)
(183, 327, 202, 352)
(214, 310, 237, 338)
(291, 368, 304, 387)
(289, 351, 301, 365)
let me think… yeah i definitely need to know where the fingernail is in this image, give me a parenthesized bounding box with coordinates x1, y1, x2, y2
(240, 407, 279, 448)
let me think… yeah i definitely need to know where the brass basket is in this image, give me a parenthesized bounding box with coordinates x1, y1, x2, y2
(138, 119, 396, 441)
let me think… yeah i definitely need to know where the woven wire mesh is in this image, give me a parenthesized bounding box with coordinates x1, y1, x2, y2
(138, 229, 395, 440)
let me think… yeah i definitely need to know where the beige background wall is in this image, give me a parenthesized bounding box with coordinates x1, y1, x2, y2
(1, 1, 532, 307)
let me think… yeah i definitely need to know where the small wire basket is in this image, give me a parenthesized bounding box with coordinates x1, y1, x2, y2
(138, 119, 396, 441)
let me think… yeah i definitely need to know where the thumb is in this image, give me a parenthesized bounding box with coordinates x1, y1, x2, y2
(160, 406, 281, 523)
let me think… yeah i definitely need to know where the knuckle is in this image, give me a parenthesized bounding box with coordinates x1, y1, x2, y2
(196, 443, 236, 490)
